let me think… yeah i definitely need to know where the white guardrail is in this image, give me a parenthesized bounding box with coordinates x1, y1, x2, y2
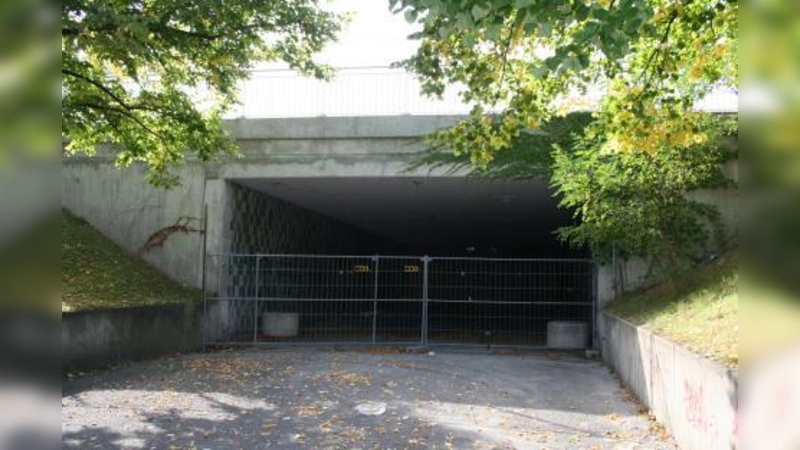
(228, 66, 738, 118)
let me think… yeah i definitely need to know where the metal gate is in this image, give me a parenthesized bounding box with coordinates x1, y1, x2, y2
(204, 254, 596, 348)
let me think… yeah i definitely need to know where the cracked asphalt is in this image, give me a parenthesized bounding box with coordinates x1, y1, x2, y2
(62, 348, 675, 449)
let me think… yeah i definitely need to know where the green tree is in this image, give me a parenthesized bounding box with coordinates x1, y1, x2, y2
(62, 0, 342, 186)
(394, 0, 737, 264)
(551, 119, 735, 267)
(393, 0, 736, 161)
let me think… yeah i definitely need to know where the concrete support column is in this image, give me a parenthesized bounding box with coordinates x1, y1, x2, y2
(203, 178, 232, 296)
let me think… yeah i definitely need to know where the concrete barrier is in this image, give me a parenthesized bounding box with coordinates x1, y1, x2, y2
(262, 312, 300, 337)
(546, 321, 589, 349)
(601, 312, 737, 450)
(62, 302, 226, 371)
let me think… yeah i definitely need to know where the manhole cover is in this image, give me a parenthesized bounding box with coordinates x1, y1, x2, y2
(355, 401, 387, 416)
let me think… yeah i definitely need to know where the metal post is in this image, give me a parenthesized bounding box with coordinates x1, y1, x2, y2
(421, 256, 430, 346)
(200, 206, 208, 352)
(216, 254, 224, 343)
(371, 255, 380, 345)
(253, 255, 260, 343)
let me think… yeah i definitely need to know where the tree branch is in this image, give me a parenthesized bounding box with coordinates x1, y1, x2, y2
(151, 23, 223, 41)
(492, 21, 518, 107)
(150, 23, 265, 41)
(62, 68, 134, 110)
(67, 100, 164, 141)
(638, 11, 679, 86)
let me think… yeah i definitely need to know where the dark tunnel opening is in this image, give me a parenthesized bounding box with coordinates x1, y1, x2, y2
(230, 177, 588, 259)
(214, 177, 593, 348)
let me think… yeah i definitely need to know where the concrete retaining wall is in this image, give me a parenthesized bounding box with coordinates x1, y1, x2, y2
(62, 302, 227, 371)
(600, 312, 737, 450)
(62, 163, 207, 288)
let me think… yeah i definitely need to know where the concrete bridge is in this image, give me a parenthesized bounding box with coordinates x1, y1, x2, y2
(62, 114, 737, 321)
(63, 116, 577, 289)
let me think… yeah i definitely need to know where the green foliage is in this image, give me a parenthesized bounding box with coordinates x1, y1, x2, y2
(552, 120, 735, 265)
(416, 110, 736, 266)
(62, 0, 342, 186)
(414, 112, 593, 179)
(393, 0, 737, 160)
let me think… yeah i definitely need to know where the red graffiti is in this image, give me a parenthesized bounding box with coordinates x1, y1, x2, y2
(652, 352, 663, 392)
(684, 381, 711, 432)
(140, 216, 204, 254)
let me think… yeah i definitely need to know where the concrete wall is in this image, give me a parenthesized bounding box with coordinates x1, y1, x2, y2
(62, 302, 230, 371)
(224, 115, 464, 140)
(62, 162, 206, 288)
(596, 258, 653, 308)
(687, 159, 739, 242)
(600, 313, 737, 450)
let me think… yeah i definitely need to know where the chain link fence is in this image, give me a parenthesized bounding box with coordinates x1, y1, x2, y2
(204, 254, 595, 348)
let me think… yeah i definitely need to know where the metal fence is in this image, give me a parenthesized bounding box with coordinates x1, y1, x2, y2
(204, 254, 596, 348)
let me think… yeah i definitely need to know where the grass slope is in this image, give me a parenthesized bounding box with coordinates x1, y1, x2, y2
(62, 210, 201, 312)
(0, 214, 60, 312)
(606, 251, 738, 368)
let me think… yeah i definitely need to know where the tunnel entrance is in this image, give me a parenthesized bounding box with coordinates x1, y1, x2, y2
(205, 177, 594, 348)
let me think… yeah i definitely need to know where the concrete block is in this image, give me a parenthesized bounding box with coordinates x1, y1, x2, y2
(262, 312, 299, 337)
(547, 321, 589, 349)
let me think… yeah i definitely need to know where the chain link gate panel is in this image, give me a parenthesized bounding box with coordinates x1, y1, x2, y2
(204, 254, 595, 348)
(426, 258, 595, 347)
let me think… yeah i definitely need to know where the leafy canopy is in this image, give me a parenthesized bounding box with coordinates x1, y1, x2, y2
(393, 0, 736, 164)
(62, 0, 342, 186)
(552, 119, 736, 264)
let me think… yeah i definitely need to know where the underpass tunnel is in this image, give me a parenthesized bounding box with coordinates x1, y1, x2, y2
(215, 177, 593, 347)
(229, 177, 586, 259)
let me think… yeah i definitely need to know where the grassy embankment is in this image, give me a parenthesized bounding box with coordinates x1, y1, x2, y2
(61, 210, 201, 312)
(606, 251, 739, 368)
